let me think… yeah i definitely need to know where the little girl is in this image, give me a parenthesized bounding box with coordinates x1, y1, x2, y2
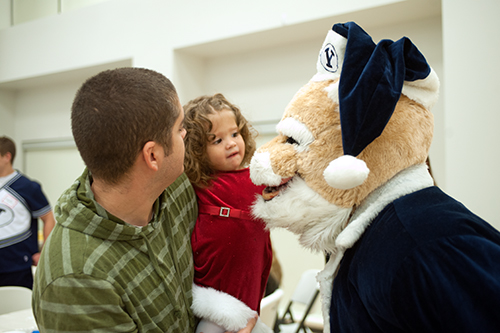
(183, 94, 273, 333)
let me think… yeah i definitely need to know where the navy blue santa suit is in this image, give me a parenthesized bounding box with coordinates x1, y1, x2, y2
(330, 186, 500, 332)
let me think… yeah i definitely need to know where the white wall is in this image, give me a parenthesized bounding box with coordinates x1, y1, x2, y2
(0, 90, 16, 138)
(442, 0, 500, 226)
(1, 0, 498, 318)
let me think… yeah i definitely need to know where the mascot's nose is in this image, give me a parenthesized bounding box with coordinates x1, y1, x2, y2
(249, 151, 282, 186)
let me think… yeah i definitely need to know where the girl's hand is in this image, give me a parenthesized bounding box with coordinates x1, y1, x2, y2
(226, 315, 257, 333)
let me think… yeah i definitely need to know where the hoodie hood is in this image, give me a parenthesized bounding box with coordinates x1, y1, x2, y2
(55, 168, 163, 242)
(54, 168, 173, 287)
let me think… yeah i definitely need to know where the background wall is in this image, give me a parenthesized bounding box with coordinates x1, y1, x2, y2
(0, 0, 499, 319)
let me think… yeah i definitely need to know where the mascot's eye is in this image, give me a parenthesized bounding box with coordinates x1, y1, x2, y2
(286, 137, 298, 145)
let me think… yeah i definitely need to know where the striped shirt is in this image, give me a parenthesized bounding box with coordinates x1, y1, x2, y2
(33, 170, 198, 332)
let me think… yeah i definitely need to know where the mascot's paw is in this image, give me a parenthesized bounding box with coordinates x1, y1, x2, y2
(323, 155, 369, 189)
(192, 284, 272, 332)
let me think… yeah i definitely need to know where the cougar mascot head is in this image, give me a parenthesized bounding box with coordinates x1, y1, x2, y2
(251, 21, 438, 254)
(250, 22, 500, 332)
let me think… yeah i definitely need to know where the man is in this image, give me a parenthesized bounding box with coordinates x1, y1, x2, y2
(0, 136, 55, 289)
(33, 68, 256, 333)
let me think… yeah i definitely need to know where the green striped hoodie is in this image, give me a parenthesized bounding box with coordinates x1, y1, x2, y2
(33, 170, 197, 332)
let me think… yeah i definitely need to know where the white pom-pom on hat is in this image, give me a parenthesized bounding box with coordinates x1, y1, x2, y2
(323, 155, 370, 190)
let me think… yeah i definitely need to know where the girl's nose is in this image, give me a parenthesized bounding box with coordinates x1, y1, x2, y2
(227, 140, 236, 149)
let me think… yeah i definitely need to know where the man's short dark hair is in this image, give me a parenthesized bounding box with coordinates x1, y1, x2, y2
(71, 67, 180, 184)
(0, 136, 16, 164)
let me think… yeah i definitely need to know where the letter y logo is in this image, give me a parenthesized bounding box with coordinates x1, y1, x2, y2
(320, 43, 338, 73)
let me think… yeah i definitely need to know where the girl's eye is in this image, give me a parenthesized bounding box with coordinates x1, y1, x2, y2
(213, 139, 222, 145)
(232, 132, 239, 138)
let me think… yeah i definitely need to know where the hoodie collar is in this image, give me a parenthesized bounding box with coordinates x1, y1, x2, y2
(58, 168, 162, 241)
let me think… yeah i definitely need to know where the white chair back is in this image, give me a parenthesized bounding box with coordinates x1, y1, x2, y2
(260, 288, 284, 328)
(0, 286, 33, 315)
(279, 269, 322, 333)
(290, 269, 320, 305)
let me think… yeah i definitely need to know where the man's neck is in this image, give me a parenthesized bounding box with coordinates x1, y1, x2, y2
(91, 178, 156, 227)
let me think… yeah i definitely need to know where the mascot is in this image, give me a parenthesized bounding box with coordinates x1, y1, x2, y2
(250, 22, 500, 332)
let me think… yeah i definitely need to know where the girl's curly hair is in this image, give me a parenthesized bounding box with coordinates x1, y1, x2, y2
(183, 93, 257, 188)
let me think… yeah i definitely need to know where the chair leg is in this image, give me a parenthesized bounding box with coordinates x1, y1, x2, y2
(273, 313, 280, 333)
(294, 290, 320, 333)
(280, 302, 294, 324)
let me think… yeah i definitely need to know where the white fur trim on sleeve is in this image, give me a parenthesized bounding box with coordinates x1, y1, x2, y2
(323, 155, 369, 190)
(191, 284, 266, 332)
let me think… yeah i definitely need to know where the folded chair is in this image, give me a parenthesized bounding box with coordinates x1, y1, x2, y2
(278, 269, 321, 333)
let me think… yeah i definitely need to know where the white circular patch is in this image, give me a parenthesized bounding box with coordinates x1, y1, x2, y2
(319, 43, 339, 73)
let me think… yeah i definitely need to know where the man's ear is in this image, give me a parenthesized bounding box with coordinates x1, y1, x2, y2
(141, 141, 163, 172)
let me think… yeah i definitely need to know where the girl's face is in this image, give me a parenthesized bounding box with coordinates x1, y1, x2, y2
(206, 109, 246, 172)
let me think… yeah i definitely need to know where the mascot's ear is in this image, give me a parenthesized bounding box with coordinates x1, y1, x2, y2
(311, 22, 439, 190)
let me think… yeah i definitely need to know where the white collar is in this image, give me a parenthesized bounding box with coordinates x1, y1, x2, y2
(0, 170, 18, 188)
(336, 163, 434, 249)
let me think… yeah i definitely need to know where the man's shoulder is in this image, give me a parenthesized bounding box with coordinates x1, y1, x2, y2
(165, 173, 194, 195)
(164, 173, 196, 209)
(162, 173, 197, 232)
(36, 222, 120, 290)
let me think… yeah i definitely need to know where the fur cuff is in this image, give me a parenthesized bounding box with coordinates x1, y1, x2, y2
(192, 284, 272, 332)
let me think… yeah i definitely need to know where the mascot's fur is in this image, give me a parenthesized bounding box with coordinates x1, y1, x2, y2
(250, 22, 440, 332)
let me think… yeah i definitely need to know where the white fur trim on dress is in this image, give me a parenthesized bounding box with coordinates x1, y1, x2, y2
(191, 284, 272, 333)
(323, 155, 370, 190)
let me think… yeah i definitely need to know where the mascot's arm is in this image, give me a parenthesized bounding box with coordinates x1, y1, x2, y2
(191, 284, 272, 333)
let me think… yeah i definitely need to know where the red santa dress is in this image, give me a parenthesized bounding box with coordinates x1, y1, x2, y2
(191, 168, 272, 320)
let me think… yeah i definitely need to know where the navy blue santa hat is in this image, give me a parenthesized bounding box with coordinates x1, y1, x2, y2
(312, 22, 439, 190)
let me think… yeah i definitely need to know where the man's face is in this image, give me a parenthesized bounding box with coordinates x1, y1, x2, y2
(159, 101, 187, 187)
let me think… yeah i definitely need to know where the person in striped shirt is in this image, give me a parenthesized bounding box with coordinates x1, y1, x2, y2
(33, 67, 198, 332)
